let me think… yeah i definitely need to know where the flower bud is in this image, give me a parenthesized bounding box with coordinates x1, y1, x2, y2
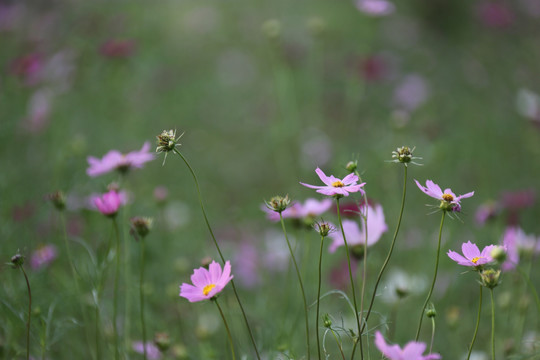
(395, 286, 409, 299)
(154, 332, 170, 352)
(10, 254, 25, 268)
(323, 314, 332, 328)
(265, 195, 291, 213)
(426, 303, 437, 318)
(130, 217, 153, 238)
(47, 190, 66, 211)
(391, 146, 421, 166)
(345, 160, 358, 173)
(156, 129, 182, 153)
(351, 244, 365, 260)
(480, 269, 501, 289)
(490, 246, 507, 264)
(314, 222, 334, 237)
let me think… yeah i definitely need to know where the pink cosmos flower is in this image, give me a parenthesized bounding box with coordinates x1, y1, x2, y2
(132, 341, 161, 360)
(374, 331, 441, 360)
(356, 0, 396, 16)
(328, 204, 387, 253)
(415, 179, 474, 212)
(92, 190, 123, 217)
(180, 261, 233, 302)
(501, 227, 540, 270)
(30, 244, 57, 270)
(86, 142, 154, 177)
(447, 241, 496, 267)
(300, 168, 365, 197)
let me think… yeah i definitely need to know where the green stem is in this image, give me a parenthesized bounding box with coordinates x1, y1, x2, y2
(429, 316, 436, 354)
(60, 212, 95, 359)
(215, 299, 236, 360)
(330, 329, 346, 360)
(172, 149, 261, 360)
(335, 199, 361, 360)
(515, 264, 540, 316)
(467, 285, 482, 360)
(95, 304, 101, 360)
(112, 218, 121, 360)
(20, 266, 31, 360)
(415, 211, 446, 341)
(360, 166, 408, 333)
(140, 237, 147, 360)
(121, 198, 131, 353)
(279, 213, 310, 359)
(490, 289, 496, 360)
(316, 235, 324, 360)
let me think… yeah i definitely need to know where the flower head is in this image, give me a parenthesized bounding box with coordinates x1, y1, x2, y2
(93, 189, 123, 217)
(180, 260, 233, 302)
(30, 245, 57, 270)
(87, 142, 154, 177)
(415, 179, 474, 212)
(391, 146, 422, 166)
(132, 341, 161, 360)
(300, 167, 365, 198)
(328, 204, 387, 253)
(264, 195, 291, 213)
(374, 331, 441, 360)
(447, 241, 496, 267)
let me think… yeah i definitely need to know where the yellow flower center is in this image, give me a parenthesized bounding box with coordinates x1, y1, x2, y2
(471, 257, 482, 264)
(442, 193, 454, 202)
(202, 284, 216, 296)
(332, 181, 345, 188)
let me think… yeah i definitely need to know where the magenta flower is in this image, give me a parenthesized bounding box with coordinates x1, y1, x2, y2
(86, 142, 154, 177)
(374, 331, 441, 360)
(328, 204, 387, 253)
(180, 261, 233, 302)
(501, 226, 540, 270)
(30, 244, 57, 270)
(356, 0, 395, 16)
(415, 179, 474, 212)
(93, 190, 123, 217)
(132, 341, 161, 360)
(447, 241, 496, 267)
(300, 168, 365, 197)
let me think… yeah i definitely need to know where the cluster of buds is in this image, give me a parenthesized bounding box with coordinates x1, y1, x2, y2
(47, 190, 66, 211)
(391, 146, 422, 166)
(130, 217, 153, 239)
(265, 195, 291, 214)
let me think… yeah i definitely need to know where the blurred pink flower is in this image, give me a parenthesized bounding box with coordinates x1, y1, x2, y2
(328, 204, 387, 253)
(261, 198, 332, 222)
(415, 179, 474, 212)
(22, 89, 53, 133)
(501, 189, 536, 211)
(153, 186, 169, 205)
(356, 0, 395, 16)
(31, 244, 57, 270)
(374, 331, 441, 360)
(393, 74, 429, 112)
(180, 261, 233, 302)
(329, 259, 358, 290)
(447, 241, 496, 267)
(132, 341, 161, 360)
(92, 190, 123, 217)
(476, 2, 515, 28)
(99, 39, 136, 58)
(234, 242, 261, 288)
(360, 55, 388, 82)
(475, 202, 499, 226)
(300, 168, 365, 197)
(10, 53, 43, 85)
(86, 142, 154, 177)
(501, 227, 540, 270)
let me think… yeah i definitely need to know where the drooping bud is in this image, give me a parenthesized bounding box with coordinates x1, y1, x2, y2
(480, 269, 501, 289)
(345, 160, 358, 173)
(130, 217, 153, 238)
(154, 332, 170, 352)
(265, 195, 291, 213)
(47, 190, 66, 211)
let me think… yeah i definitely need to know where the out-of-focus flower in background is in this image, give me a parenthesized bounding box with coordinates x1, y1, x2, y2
(501, 226, 540, 270)
(99, 39, 136, 58)
(476, 2, 515, 29)
(132, 341, 161, 360)
(356, 0, 396, 17)
(87, 142, 154, 177)
(30, 244, 57, 270)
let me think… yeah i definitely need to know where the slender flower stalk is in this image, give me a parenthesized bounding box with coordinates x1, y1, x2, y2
(279, 212, 310, 359)
(415, 211, 446, 340)
(170, 147, 261, 359)
(330, 328, 346, 360)
(335, 199, 362, 358)
(112, 218, 121, 360)
(314, 224, 331, 360)
(490, 289, 496, 360)
(139, 239, 147, 360)
(466, 285, 483, 360)
(215, 298, 236, 360)
(515, 264, 540, 315)
(361, 166, 408, 333)
(11, 255, 31, 360)
(429, 317, 435, 354)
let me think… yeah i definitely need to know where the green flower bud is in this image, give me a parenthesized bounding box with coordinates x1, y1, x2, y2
(265, 195, 291, 213)
(480, 269, 501, 289)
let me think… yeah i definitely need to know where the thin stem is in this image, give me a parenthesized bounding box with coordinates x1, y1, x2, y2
(467, 285, 483, 360)
(172, 148, 261, 360)
(429, 316, 435, 354)
(95, 304, 101, 360)
(140, 237, 147, 360)
(415, 211, 446, 341)
(335, 199, 361, 360)
(215, 299, 236, 360)
(122, 203, 132, 353)
(360, 166, 408, 333)
(280, 213, 310, 359)
(330, 329, 346, 360)
(20, 266, 31, 360)
(316, 235, 324, 360)
(515, 264, 540, 316)
(112, 218, 121, 360)
(355, 171, 369, 360)
(490, 289, 496, 360)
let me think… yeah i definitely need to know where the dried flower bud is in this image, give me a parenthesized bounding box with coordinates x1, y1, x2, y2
(10, 254, 25, 268)
(391, 146, 422, 166)
(156, 129, 183, 154)
(130, 217, 153, 238)
(154, 332, 170, 352)
(265, 195, 291, 213)
(345, 160, 358, 173)
(480, 269, 501, 289)
(47, 190, 66, 211)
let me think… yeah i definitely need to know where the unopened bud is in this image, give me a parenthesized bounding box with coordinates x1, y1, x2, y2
(314, 222, 334, 237)
(426, 303, 437, 318)
(345, 160, 358, 173)
(154, 332, 170, 351)
(480, 269, 501, 289)
(10, 254, 24, 268)
(323, 314, 332, 328)
(47, 191, 66, 211)
(490, 246, 507, 264)
(130, 217, 153, 238)
(265, 195, 291, 213)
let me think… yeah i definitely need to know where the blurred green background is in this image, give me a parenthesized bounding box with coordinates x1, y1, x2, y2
(1, 0, 540, 358)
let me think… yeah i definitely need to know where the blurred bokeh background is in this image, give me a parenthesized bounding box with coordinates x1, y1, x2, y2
(1, 0, 540, 358)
